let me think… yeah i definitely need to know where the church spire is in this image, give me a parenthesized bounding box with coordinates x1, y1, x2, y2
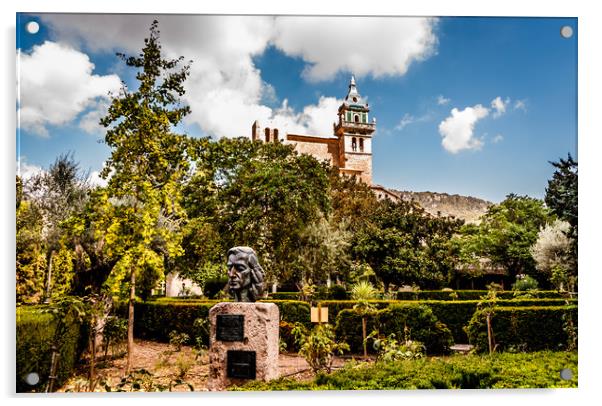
(345, 74, 364, 105)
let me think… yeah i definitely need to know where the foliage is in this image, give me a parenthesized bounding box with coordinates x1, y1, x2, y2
(16, 306, 83, 392)
(203, 277, 228, 299)
(16, 198, 47, 303)
(350, 280, 378, 301)
(531, 219, 576, 291)
(353, 199, 463, 291)
(377, 303, 453, 354)
(328, 285, 349, 300)
(239, 351, 578, 390)
(511, 274, 539, 291)
(544, 154, 577, 248)
(366, 330, 426, 361)
(105, 368, 193, 392)
(292, 323, 349, 373)
(102, 316, 128, 357)
(168, 331, 190, 351)
(454, 194, 550, 283)
(466, 305, 577, 353)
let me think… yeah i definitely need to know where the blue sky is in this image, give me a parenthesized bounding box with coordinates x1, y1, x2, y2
(16, 15, 577, 202)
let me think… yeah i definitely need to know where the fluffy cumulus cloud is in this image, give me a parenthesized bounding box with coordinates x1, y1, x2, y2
(438, 105, 489, 153)
(37, 15, 438, 138)
(17, 157, 44, 180)
(491, 96, 510, 118)
(272, 17, 438, 81)
(18, 41, 121, 137)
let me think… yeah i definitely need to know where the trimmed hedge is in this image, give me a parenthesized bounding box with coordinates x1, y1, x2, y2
(239, 350, 578, 390)
(466, 305, 578, 353)
(132, 299, 311, 345)
(425, 298, 577, 343)
(316, 300, 396, 321)
(16, 307, 82, 392)
(396, 290, 567, 301)
(335, 303, 453, 355)
(134, 301, 215, 344)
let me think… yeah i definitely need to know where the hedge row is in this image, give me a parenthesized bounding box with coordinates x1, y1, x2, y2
(335, 303, 453, 355)
(466, 305, 578, 353)
(131, 300, 311, 345)
(16, 307, 83, 392)
(134, 298, 576, 345)
(396, 290, 568, 301)
(239, 350, 578, 390)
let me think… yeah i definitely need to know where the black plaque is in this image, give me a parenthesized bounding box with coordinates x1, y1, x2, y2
(216, 314, 244, 341)
(227, 350, 256, 379)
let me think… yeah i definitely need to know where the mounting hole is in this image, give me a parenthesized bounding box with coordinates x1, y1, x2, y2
(560, 368, 573, 380)
(560, 26, 573, 39)
(25, 372, 40, 386)
(26, 21, 40, 34)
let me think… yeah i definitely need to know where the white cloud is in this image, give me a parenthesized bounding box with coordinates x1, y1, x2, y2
(492, 134, 504, 143)
(17, 157, 44, 180)
(436, 95, 450, 105)
(88, 170, 108, 187)
(272, 17, 438, 81)
(17, 41, 121, 137)
(38, 15, 438, 138)
(514, 99, 527, 112)
(491, 96, 510, 118)
(396, 113, 415, 130)
(438, 105, 489, 153)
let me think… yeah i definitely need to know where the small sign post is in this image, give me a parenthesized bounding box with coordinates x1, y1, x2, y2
(310, 304, 328, 324)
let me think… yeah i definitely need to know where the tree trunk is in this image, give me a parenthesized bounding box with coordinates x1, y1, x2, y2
(486, 313, 494, 354)
(126, 269, 135, 374)
(362, 317, 367, 358)
(44, 250, 55, 303)
(88, 326, 96, 391)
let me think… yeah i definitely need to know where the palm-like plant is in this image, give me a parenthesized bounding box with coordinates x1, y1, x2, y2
(351, 281, 378, 358)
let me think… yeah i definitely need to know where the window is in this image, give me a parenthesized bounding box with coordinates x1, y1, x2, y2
(352, 137, 357, 151)
(354, 114, 359, 123)
(265, 128, 270, 142)
(359, 138, 364, 152)
(274, 128, 279, 142)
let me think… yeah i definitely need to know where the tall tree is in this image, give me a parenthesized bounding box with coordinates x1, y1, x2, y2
(545, 154, 578, 267)
(99, 20, 193, 373)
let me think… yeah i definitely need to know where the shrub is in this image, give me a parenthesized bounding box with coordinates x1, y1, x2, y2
(316, 300, 394, 320)
(328, 285, 348, 300)
(269, 292, 300, 300)
(396, 290, 565, 301)
(466, 305, 578, 353)
(134, 302, 214, 344)
(240, 351, 577, 390)
(102, 316, 127, 357)
(203, 277, 228, 299)
(334, 309, 379, 354)
(377, 304, 453, 355)
(168, 331, 190, 351)
(260, 300, 311, 326)
(292, 323, 349, 373)
(512, 275, 540, 291)
(16, 307, 82, 392)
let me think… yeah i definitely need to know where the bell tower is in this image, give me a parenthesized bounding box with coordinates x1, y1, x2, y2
(334, 75, 376, 184)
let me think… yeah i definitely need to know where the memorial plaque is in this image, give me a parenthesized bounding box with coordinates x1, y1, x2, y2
(227, 350, 256, 379)
(216, 314, 244, 341)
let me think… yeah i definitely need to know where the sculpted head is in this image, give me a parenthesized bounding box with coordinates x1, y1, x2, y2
(226, 247, 265, 302)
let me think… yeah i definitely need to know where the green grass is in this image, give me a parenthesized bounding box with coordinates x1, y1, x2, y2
(237, 351, 577, 390)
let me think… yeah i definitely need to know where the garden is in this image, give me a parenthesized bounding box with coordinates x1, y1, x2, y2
(15, 20, 578, 392)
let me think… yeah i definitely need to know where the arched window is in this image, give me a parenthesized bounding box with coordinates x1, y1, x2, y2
(359, 138, 364, 152)
(274, 128, 279, 142)
(354, 114, 359, 123)
(265, 128, 270, 142)
(351, 137, 357, 152)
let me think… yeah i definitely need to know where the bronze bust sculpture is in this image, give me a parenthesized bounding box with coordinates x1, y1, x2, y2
(226, 247, 265, 302)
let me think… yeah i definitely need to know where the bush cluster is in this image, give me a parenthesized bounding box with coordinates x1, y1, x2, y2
(466, 305, 578, 353)
(335, 303, 453, 355)
(395, 290, 566, 301)
(16, 307, 82, 392)
(238, 350, 577, 390)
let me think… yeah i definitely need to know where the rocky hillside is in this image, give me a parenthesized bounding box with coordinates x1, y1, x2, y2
(391, 190, 493, 224)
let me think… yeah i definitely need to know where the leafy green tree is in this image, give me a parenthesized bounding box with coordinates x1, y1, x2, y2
(530, 219, 576, 291)
(456, 194, 550, 284)
(98, 20, 193, 373)
(16, 195, 46, 303)
(544, 154, 578, 270)
(24, 153, 90, 301)
(354, 199, 463, 291)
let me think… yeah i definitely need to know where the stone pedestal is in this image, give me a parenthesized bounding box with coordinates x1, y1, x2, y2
(207, 302, 279, 390)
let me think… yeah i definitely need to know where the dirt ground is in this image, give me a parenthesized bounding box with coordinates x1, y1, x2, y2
(60, 339, 357, 392)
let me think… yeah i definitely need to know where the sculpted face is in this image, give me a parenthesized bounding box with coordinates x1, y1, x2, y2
(227, 252, 252, 292)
